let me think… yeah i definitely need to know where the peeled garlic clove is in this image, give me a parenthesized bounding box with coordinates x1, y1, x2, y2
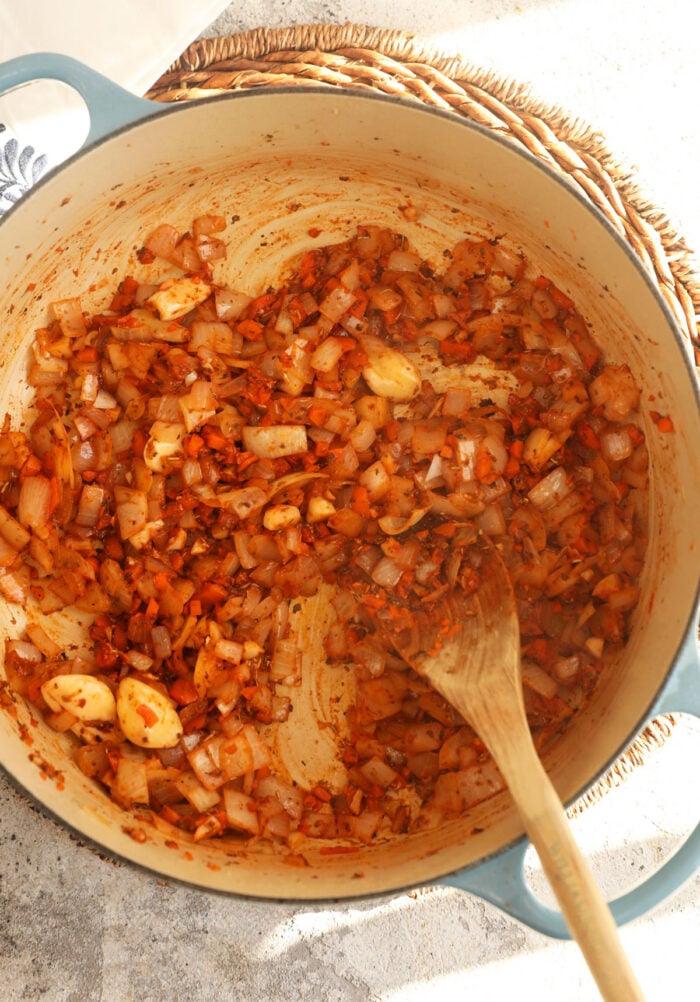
(358, 333, 421, 402)
(117, 677, 183, 749)
(41, 674, 117, 723)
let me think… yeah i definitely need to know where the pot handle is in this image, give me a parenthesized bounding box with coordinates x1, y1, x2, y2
(441, 624, 700, 937)
(0, 53, 159, 147)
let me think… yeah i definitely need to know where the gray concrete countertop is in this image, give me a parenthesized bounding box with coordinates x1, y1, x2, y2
(1, 4, 699, 1000)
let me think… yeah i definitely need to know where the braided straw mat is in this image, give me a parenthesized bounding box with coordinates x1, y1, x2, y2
(148, 23, 700, 812)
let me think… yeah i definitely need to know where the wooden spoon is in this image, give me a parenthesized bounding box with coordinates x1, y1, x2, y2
(375, 538, 646, 1002)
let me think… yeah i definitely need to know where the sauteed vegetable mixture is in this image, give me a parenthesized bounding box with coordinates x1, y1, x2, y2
(0, 214, 648, 847)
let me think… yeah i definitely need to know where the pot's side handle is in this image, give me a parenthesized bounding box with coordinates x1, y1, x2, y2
(441, 626, 700, 938)
(0, 53, 159, 147)
(442, 824, 700, 939)
(652, 628, 700, 718)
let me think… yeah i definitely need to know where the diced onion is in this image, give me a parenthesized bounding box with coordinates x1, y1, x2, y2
(371, 556, 403, 588)
(310, 336, 349, 372)
(386, 249, 421, 272)
(600, 427, 633, 463)
(521, 660, 559, 699)
(17, 476, 54, 534)
(242, 425, 308, 459)
(0, 212, 647, 857)
(528, 467, 572, 508)
(75, 484, 104, 528)
(359, 459, 392, 499)
(319, 285, 356, 323)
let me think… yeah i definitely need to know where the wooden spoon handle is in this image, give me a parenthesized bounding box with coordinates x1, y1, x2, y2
(488, 726, 646, 1001)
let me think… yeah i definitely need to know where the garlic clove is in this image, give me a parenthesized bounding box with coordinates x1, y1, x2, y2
(116, 677, 183, 749)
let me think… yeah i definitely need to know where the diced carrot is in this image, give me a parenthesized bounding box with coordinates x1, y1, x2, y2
(528, 638, 550, 664)
(308, 404, 329, 427)
(549, 284, 574, 310)
(132, 428, 147, 457)
(74, 346, 99, 363)
(651, 412, 674, 433)
(576, 420, 601, 450)
(439, 338, 477, 362)
(184, 433, 204, 457)
(136, 704, 158, 727)
(311, 784, 332, 802)
(235, 451, 259, 473)
(109, 276, 139, 312)
(433, 522, 457, 538)
(169, 678, 199, 706)
(247, 292, 278, 318)
(183, 713, 207, 734)
(201, 426, 228, 451)
(103, 536, 124, 560)
(361, 593, 388, 610)
(95, 643, 119, 670)
(504, 456, 520, 478)
(350, 485, 372, 517)
(475, 450, 494, 483)
(237, 319, 264, 340)
(21, 454, 42, 477)
(199, 582, 229, 606)
(626, 424, 646, 446)
(349, 290, 368, 318)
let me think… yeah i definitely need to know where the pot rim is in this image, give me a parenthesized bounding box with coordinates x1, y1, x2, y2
(0, 79, 698, 905)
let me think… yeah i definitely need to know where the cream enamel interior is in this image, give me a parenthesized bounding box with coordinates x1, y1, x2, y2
(1, 89, 699, 899)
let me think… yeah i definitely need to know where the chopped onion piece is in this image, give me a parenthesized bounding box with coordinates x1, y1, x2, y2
(521, 661, 559, 699)
(358, 459, 392, 499)
(52, 297, 86, 338)
(17, 475, 54, 534)
(263, 505, 302, 531)
(377, 508, 430, 535)
(143, 421, 185, 473)
(319, 285, 356, 323)
(386, 249, 421, 272)
(523, 427, 562, 469)
(222, 786, 260, 834)
(310, 335, 350, 372)
(600, 427, 633, 463)
(75, 484, 104, 528)
(146, 276, 211, 321)
(371, 556, 403, 588)
(114, 485, 148, 540)
(528, 467, 572, 509)
(242, 425, 308, 459)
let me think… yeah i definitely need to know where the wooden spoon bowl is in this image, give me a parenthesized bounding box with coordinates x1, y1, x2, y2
(371, 537, 646, 1002)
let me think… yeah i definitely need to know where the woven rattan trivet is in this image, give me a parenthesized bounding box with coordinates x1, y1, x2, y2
(148, 23, 700, 811)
